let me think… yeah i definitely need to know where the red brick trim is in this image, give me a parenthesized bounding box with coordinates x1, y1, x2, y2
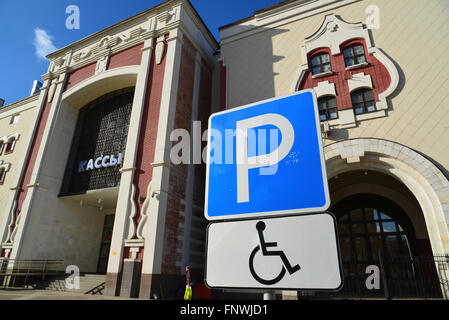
(108, 43, 144, 70)
(299, 38, 391, 111)
(131, 37, 167, 235)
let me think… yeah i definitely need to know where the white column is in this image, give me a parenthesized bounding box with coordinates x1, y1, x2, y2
(0, 78, 50, 253)
(141, 28, 184, 276)
(107, 37, 154, 275)
(9, 71, 68, 260)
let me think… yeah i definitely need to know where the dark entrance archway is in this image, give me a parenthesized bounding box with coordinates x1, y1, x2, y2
(327, 193, 445, 299)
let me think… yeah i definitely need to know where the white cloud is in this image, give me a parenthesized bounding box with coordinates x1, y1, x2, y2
(33, 28, 57, 60)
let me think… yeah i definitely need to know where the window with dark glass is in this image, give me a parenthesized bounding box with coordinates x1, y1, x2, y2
(4, 139, 15, 154)
(318, 96, 338, 121)
(338, 207, 412, 267)
(343, 44, 366, 67)
(0, 168, 5, 184)
(311, 53, 331, 75)
(351, 88, 375, 115)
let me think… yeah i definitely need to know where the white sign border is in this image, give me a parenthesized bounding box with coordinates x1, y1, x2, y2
(204, 211, 344, 292)
(204, 89, 330, 221)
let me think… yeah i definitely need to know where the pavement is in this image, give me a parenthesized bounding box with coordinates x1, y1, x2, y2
(0, 288, 137, 300)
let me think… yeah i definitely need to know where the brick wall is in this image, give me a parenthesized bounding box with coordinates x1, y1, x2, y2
(64, 43, 145, 93)
(161, 37, 197, 275)
(132, 38, 167, 227)
(108, 43, 144, 70)
(64, 63, 96, 92)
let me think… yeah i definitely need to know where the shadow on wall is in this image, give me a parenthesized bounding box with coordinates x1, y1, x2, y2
(367, 28, 406, 112)
(223, 25, 289, 108)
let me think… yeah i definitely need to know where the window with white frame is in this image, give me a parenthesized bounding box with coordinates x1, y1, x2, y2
(318, 96, 338, 121)
(343, 44, 367, 67)
(311, 53, 332, 75)
(351, 88, 376, 115)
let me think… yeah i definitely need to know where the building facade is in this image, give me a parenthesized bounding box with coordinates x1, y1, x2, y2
(219, 0, 449, 298)
(0, 0, 448, 299)
(0, 0, 219, 298)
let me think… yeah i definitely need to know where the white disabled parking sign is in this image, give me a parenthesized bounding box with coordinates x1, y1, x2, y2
(205, 90, 330, 221)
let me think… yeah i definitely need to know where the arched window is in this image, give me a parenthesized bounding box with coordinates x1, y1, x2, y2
(343, 44, 366, 67)
(4, 137, 16, 154)
(318, 96, 338, 121)
(351, 88, 375, 115)
(310, 53, 331, 75)
(333, 194, 415, 282)
(0, 140, 4, 155)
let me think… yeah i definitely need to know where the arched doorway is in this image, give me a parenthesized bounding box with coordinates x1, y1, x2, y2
(333, 193, 415, 278)
(326, 169, 448, 299)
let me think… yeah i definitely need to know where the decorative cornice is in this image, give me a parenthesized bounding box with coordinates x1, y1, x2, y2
(42, 1, 216, 80)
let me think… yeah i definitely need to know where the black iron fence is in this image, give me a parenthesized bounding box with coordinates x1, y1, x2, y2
(304, 254, 449, 300)
(0, 259, 64, 288)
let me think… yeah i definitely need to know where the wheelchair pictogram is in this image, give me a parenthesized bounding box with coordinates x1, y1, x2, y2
(249, 221, 301, 285)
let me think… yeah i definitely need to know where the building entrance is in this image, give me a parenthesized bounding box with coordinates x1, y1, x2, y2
(97, 215, 115, 274)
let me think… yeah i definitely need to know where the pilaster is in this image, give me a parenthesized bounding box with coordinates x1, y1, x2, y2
(139, 27, 184, 299)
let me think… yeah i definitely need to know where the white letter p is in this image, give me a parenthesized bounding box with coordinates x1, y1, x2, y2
(235, 113, 294, 203)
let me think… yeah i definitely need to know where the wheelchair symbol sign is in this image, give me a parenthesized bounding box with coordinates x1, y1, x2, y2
(205, 213, 343, 290)
(249, 221, 301, 285)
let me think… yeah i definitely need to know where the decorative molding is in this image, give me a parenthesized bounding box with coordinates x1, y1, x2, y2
(95, 55, 110, 75)
(155, 36, 166, 65)
(220, 0, 360, 45)
(313, 80, 336, 98)
(347, 72, 372, 93)
(325, 138, 449, 253)
(0, 133, 20, 145)
(125, 184, 138, 240)
(9, 206, 22, 244)
(0, 94, 39, 115)
(293, 14, 400, 130)
(4, 200, 17, 243)
(45, 1, 216, 77)
(119, 166, 136, 173)
(136, 181, 152, 240)
(124, 239, 144, 259)
(47, 79, 57, 103)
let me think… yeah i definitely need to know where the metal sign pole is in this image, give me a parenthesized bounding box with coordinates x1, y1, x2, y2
(263, 291, 275, 300)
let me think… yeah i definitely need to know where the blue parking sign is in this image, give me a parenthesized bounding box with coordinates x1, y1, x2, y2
(205, 90, 330, 221)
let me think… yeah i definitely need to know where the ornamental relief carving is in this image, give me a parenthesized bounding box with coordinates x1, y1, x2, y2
(295, 14, 400, 131)
(49, 5, 181, 74)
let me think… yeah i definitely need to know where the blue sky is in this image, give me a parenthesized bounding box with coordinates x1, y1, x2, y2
(0, 0, 281, 106)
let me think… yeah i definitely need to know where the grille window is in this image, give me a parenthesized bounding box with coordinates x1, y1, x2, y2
(60, 87, 134, 195)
